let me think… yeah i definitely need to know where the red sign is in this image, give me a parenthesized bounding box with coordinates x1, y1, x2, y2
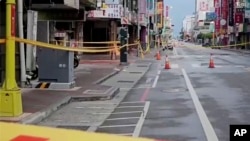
(11, 5, 16, 36)
(235, 13, 243, 23)
(234, 0, 244, 23)
(214, 0, 220, 32)
(221, 0, 228, 30)
(11, 135, 49, 141)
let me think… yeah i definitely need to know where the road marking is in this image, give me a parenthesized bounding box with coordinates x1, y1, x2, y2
(75, 107, 113, 109)
(133, 101, 150, 137)
(152, 70, 161, 88)
(157, 70, 161, 75)
(106, 117, 140, 121)
(121, 101, 145, 104)
(171, 64, 179, 69)
(145, 78, 153, 83)
(116, 106, 145, 108)
(99, 124, 137, 128)
(140, 87, 150, 102)
(173, 48, 179, 56)
(181, 69, 218, 141)
(92, 111, 142, 115)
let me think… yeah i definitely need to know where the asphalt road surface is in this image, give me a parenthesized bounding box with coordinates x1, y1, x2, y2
(96, 43, 250, 141)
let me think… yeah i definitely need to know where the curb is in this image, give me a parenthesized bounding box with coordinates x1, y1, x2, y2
(94, 70, 120, 84)
(20, 87, 120, 124)
(71, 87, 120, 102)
(20, 96, 71, 124)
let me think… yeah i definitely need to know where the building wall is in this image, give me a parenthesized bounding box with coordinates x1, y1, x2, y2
(183, 15, 195, 35)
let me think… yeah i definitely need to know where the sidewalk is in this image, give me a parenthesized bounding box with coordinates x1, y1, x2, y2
(0, 64, 121, 124)
(221, 48, 250, 54)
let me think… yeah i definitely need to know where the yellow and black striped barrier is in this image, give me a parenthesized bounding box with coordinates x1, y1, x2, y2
(34, 82, 51, 89)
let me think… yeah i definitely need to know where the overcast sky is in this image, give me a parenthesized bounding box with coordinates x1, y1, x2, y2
(164, 0, 195, 36)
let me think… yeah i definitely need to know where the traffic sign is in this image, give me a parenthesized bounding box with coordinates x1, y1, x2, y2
(206, 12, 217, 21)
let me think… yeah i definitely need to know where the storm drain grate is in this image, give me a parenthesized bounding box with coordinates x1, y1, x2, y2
(83, 89, 107, 94)
(57, 125, 90, 131)
(117, 80, 134, 83)
(129, 72, 142, 74)
(161, 88, 188, 93)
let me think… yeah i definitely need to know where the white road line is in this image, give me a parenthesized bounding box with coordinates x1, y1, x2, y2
(133, 101, 150, 137)
(99, 124, 137, 128)
(173, 48, 178, 56)
(175, 48, 179, 56)
(121, 101, 145, 104)
(157, 70, 161, 75)
(152, 70, 161, 88)
(106, 117, 140, 121)
(116, 106, 145, 108)
(145, 78, 153, 83)
(75, 107, 113, 109)
(181, 69, 218, 141)
(93, 111, 143, 115)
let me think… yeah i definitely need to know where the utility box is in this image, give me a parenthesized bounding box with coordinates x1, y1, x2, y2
(32, 21, 75, 89)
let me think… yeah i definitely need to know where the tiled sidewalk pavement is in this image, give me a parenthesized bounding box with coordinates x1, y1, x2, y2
(0, 64, 121, 124)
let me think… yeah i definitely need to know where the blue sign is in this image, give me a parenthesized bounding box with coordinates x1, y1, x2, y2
(206, 12, 217, 21)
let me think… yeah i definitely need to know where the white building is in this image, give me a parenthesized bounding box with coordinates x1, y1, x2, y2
(194, 0, 214, 34)
(183, 15, 195, 36)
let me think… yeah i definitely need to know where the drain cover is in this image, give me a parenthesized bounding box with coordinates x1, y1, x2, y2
(57, 125, 89, 131)
(161, 88, 188, 93)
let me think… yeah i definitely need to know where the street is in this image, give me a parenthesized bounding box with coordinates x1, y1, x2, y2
(36, 43, 250, 141)
(94, 43, 250, 141)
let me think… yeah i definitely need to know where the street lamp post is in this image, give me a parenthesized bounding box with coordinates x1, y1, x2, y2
(210, 21, 215, 46)
(137, 0, 140, 57)
(0, 0, 23, 117)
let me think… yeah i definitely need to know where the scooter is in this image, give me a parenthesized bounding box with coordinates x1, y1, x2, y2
(74, 52, 80, 68)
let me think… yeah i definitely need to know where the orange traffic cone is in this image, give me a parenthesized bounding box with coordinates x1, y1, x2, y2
(209, 53, 215, 68)
(165, 55, 171, 69)
(155, 51, 161, 60)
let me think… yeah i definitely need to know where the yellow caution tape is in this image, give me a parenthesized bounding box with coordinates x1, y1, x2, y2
(0, 122, 157, 141)
(0, 39, 6, 43)
(180, 42, 250, 48)
(50, 39, 120, 44)
(15, 37, 114, 53)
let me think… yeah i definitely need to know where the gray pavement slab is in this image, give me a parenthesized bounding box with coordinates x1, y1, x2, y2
(37, 61, 152, 132)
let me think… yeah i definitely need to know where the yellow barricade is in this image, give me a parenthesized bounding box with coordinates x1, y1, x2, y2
(0, 122, 157, 141)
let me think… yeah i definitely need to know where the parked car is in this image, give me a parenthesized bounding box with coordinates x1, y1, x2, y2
(162, 41, 173, 51)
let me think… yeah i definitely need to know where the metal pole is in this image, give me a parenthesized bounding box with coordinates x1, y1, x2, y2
(18, 0, 26, 87)
(137, 0, 140, 57)
(154, 0, 157, 48)
(0, 0, 23, 117)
